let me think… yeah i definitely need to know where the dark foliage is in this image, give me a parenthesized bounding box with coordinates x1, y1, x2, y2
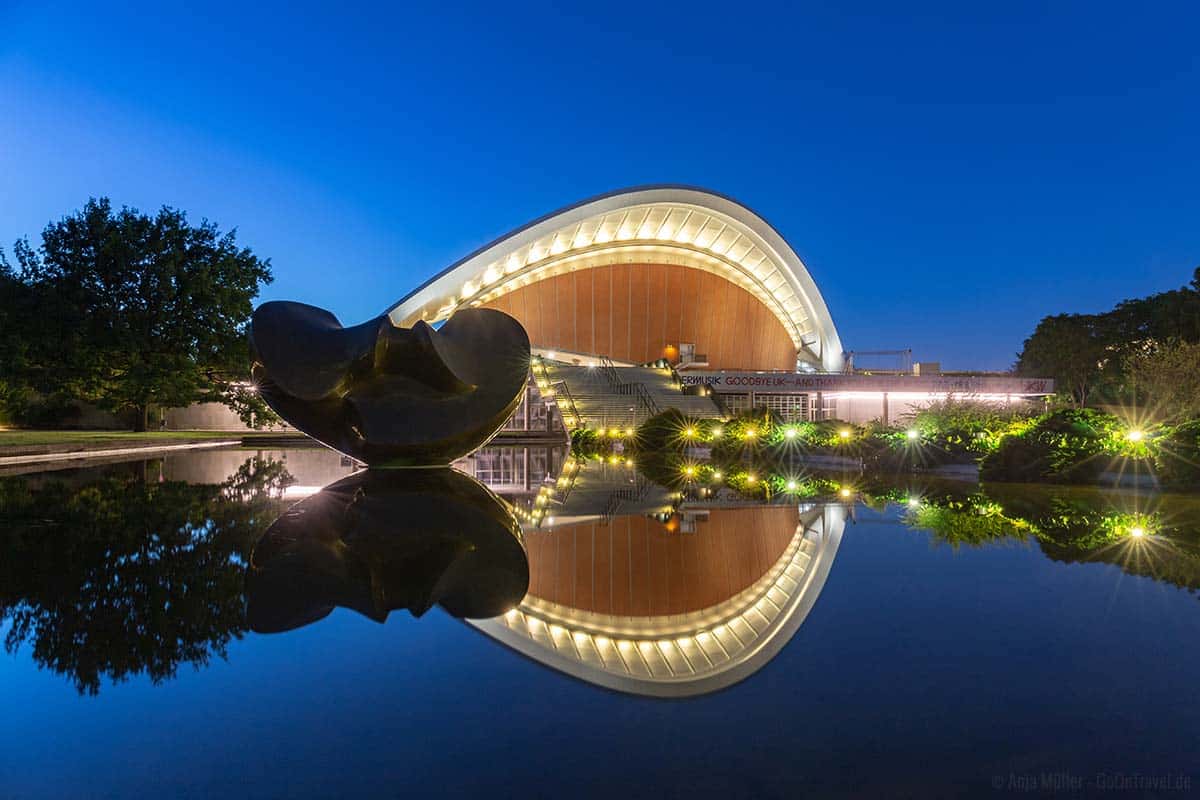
(0, 457, 293, 694)
(979, 408, 1118, 484)
(0, 198, 276, 429)
(1156, 420, 1200, 490)
(1016, 267, 1200, 410)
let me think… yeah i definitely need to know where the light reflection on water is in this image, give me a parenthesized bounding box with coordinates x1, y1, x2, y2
(1, 445, 1198, 796)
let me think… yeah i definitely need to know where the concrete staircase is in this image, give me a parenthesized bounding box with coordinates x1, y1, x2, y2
(543, 360, 722, 430)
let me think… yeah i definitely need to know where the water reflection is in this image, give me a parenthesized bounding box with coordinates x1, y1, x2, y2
(3, 444, 1200, 700)
(246, 469, 528, 631)
(892, 481, 1200, 595)
(0, 457, 294, 694)
(472, 503, 845, 697)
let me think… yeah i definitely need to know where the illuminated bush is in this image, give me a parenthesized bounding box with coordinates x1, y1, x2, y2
(1155, 420, 1200, 489)
(979, 408, 1117, 484)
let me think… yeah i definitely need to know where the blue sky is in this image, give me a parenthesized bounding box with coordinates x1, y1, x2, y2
(2, 1, 1197, 370)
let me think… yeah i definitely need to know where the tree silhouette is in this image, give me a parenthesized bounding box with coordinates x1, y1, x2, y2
(0, 457, 294, 694)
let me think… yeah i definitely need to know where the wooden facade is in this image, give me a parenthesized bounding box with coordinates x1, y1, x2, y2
(523, 506, 799, 617)
(479, 263, 797, 370)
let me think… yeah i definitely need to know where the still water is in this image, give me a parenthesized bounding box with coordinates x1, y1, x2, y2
(1, 446, 1198, 798)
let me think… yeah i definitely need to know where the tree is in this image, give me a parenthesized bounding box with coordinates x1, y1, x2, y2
(1123, 339, 1200, 421)
(0, 252, 33, 416)
(1015, 267, 1200, 409)
(2, 199, 275, 430)
(1015, 314, 1114, 406)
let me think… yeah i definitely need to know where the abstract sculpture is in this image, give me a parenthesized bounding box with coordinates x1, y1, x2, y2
(249, 302, 530, 466)
(246, 469, 529, 633)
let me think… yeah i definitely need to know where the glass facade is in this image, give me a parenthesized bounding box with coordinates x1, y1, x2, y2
(718, 392, 811, 420)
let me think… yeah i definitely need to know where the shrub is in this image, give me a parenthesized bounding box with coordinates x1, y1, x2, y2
(979, 408, 1120, 484)
(1155, 420, 1200, 489)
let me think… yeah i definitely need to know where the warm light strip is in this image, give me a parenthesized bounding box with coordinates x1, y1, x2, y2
(822, 391, 1047, 400)
(418, 204, 815, 353)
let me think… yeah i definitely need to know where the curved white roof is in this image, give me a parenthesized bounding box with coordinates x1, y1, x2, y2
(467, 504, 845, 697)
(386, 186, 844, 371)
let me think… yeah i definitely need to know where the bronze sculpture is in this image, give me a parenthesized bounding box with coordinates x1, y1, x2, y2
(249, 302, 530, 466)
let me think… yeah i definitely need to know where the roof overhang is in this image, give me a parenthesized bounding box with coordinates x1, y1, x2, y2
(386, 186, 845, 372)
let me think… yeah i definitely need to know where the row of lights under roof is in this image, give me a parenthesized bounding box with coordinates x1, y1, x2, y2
(427, 204, 814, 346)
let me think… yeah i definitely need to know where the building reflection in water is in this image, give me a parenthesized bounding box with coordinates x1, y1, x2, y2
(471, 503, 844, 698)
(6, 443, 1196, 697)
(456, 448, 847, 697)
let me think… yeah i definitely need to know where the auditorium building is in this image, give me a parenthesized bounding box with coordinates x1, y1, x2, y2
(170, 185, 1051, 430)
(384, 185, 1052, 426)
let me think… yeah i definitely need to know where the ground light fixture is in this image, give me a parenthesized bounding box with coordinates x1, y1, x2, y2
(786, 480, 798, 491)
(711, 426, 723, 438)
(1126, 430, 1145, 443)
(839, 487, 852, 498)
(784, 427, 797, 439)
(907, 497, 920, 508)
(746, 474, 757, 484)
(744, 428, 757, 439)
(838, 429, 851, 440)
(1130, 526, 1146, 538)
(684, 427, 697, 438)
(906, 429, 920, 440)
(711, 471, 723, 481)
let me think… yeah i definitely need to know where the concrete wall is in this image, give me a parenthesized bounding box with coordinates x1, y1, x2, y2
(164, 402, 289, 432)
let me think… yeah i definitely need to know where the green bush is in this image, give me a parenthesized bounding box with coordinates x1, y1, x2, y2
(979, 408, 1119, 484)
(569, 427, 610, 459)
(1155, 420, 1200, 489)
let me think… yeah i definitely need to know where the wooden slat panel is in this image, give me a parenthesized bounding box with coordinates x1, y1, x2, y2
(610, 263, 631, 360)
(610, 516, 631, 617)
(574, 526, 593, 613)
(663, 264, 683, 352)
(628, 517, 650, 616)
(628, 264, 651, 363)
(679, 264, 702, 354)
(651, 264, 669, 360)
(575, 269, 593, 355)
(481, 264, 796, 370)
(593, 266, 612, 359)
(593, 523, 612, 616)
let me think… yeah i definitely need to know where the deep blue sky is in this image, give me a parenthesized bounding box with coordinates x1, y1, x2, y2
(2, 2, 1197, 370)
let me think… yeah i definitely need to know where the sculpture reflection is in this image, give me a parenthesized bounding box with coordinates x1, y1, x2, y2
(246, 469, 529, 633)
(249, 303, 531, 466)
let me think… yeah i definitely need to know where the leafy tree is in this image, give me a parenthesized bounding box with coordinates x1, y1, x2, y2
(1155, 420, 1200, 489)
(1015, 267, 1200, 409)
(1015, 314, 1114, 407)
(0, 251, 35, 417)
(1, 198, 276, 430)
(1122, 339, 1200, 421)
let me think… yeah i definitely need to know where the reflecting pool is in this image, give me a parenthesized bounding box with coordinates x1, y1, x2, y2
(1, 446, 1198, 797)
